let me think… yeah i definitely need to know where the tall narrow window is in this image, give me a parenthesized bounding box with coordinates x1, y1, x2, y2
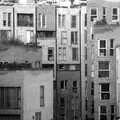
(48, 47, 54, 61)
(71, 31, 78, 44)
(8, 13, 11, 26)
(73, 81, 77, 93)
(100, 83, 110, 100)
(90, 8, 97, 22)
(58, 14, 65, 28)
(60, 80, 67, 89)
(40, 86, 44, 106)
(103, 7, 106, 19)
(98, 40, 107, 56)
(39, 13, 46, 28)
(111, 105, 115, 120)
(112, 8, 119, 22)
(71, 15, 76, 28)
(3, 12, 7, 26)
(98, 61, 109, 78)
(100, 106, 107, 120)
(85, 64, 87, 76)
(61, 31, 67, 45)
(110, 39, 114, 56)
(60, 97, 65, 108)
(35, 112, 41, 120)
(91, 82, 94, 95)
(72, 48, 78, 61)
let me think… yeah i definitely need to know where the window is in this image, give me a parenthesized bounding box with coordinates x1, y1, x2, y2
(40, 85, 44, 106)
(72, 48, 78, 61)
(0, 87, 21, 109)
(73, 81, 77, 93)
(98, 40, 107, 56)
(98, 61, 109, 78)
(90, 8, 97, 22)
(58, 47, 66, 61)
(100, 83, 110, 100)
(85, 64, 87, 76)
(100, 106, 107, 120)
(60, 97, 65, 107)
(91, 100, 94, 114)
(8, 13, 11, 26)
(71, 15, 76, 28)
(37, 31, 55, 38)
(85, 13, 87, 26)
(85, 99, 88, 111)
(3, 12, 7, 26)
(58, 14, 65, 28)
(103, 7, 106, 19)
(71, 31, 78, 44)
(39, 13, 46, 28)
(35, 112, 41, 120)
(48, 47, 54, 61)
(84, 30, 87, 43)
(91, 82, 94, 95)
(112, 8, 119, 22)
(61, 31, 67, 45)
(111, 105, 115, 120)
(17, 13, 33, 27)
(60, 80, 67, 89)
(110, 39, 114, 56)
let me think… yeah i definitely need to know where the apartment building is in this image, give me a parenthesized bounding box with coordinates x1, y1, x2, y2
(87, 0, 120, 120)
(0, 70, 53, 120)
(37, 4, 56, 67)
(0, 44, 53, 120)
(14, 4, 36, 43)
(55, 4, 87, 120)
(0, 3, 14, 41)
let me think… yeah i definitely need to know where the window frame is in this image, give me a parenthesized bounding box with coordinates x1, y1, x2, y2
(48, 47, 54, 61)
(71, 15, 77, 28)
(98, 61, 110, 78)
(112, 8, 119, 22)
(98, 40, 107, 57)
(72, 47, 78, 61)
(90, 8, 98, 22)
(39, 13, 46, 28)
(100, 83, 110, 100)
(71, 31, 78, 44)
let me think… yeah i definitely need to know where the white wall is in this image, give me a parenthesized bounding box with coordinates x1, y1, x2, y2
(23, 70, 53, 120)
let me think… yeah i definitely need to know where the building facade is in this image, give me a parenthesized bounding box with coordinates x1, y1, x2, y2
(87, 0, 120, 120)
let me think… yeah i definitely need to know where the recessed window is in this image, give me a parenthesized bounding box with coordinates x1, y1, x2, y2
(35, 112, 41, 120)
(72, 48, 78, 61)
(40, 85, 44, 106)
(100, 83, 110, 100)
(58, 14, 65, 28)
(3, 12, 7, 26)
(98, 61, 109, 78)
(60, 97, 65, 108)
(112, 8, 119, 22)
(98, 40, 107, 56)
(48, 47, 54, 61)
(71, 31, 78, 44)
(103, 7, 106, 19)
(110, 39, 114, 56)
(60, 80, 67, 89)
(17, 13, 33, 27)
(39, 13, 46, 28)
(90, 8, 97, 22)
(73, 81, 77, 93)
(71, 15, 76, 28)
(0, 87, 21, 109)
(58, 47, 66, 61)
(61, 31, 67, 45)
(100, 106, 107, 120)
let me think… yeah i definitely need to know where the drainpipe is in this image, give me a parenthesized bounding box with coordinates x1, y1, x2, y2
(35, 0, 37, 47)
(79, 6, 82, 120)
(13, 6, 15, 40)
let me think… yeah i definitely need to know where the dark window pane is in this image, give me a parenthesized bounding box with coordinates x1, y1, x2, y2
(98, 71, 109, 78)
